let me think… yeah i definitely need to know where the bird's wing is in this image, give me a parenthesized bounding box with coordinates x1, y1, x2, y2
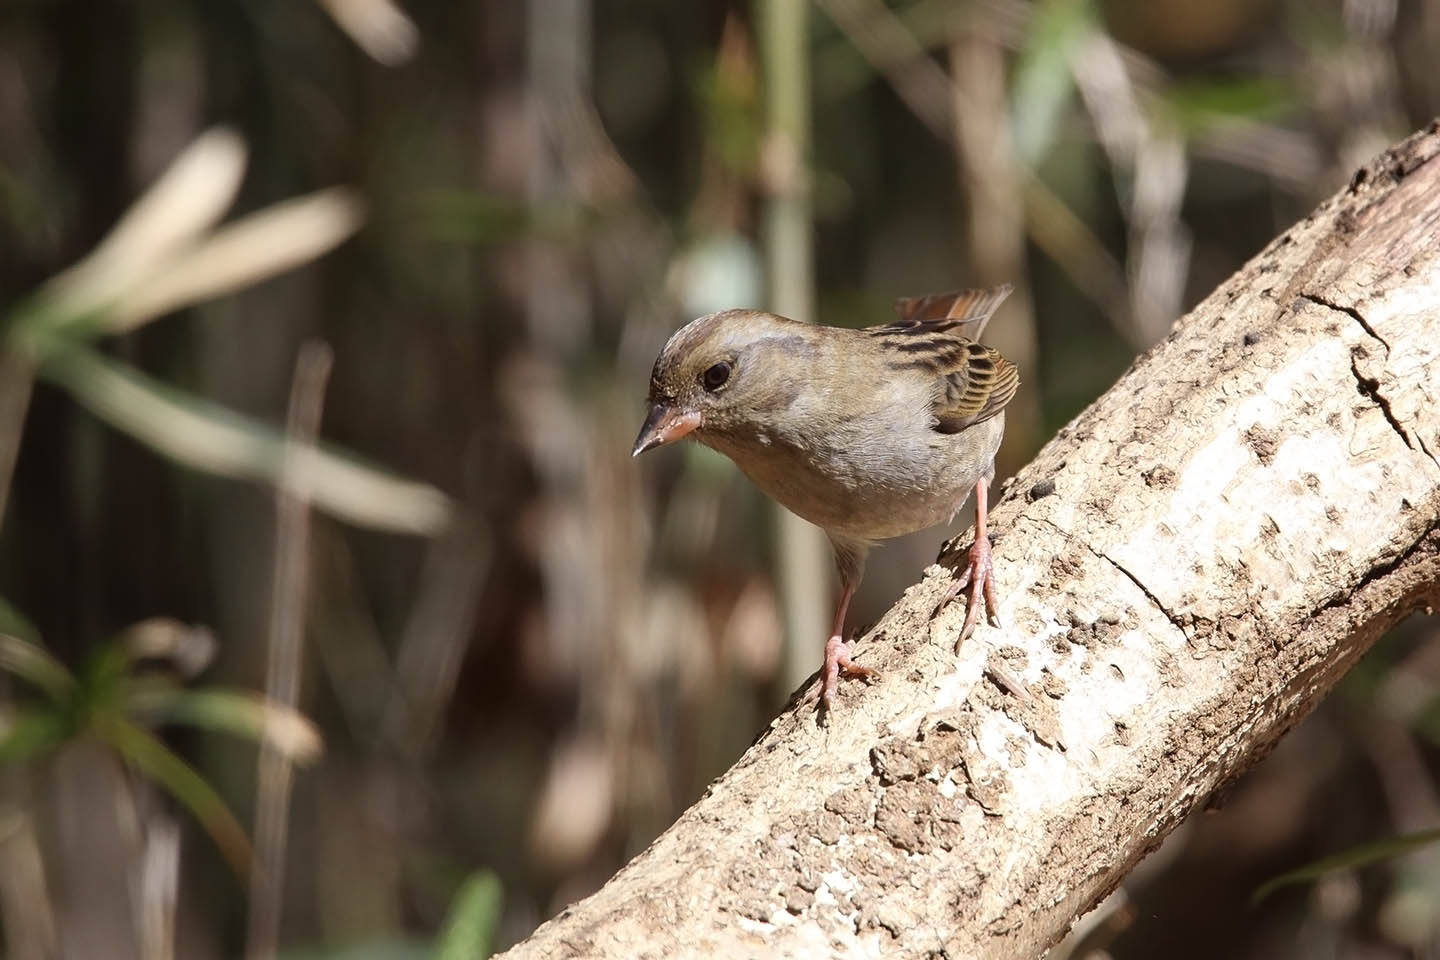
(867, 285, 1020, 433)
(886, 284, 1013, 342)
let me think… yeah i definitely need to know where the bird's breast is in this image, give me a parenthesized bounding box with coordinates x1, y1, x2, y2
(702, 411, 1004, 543)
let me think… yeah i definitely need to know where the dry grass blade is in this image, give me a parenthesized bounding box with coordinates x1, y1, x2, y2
(315, 0, 419, 66)
(1069, 28, 1192, 346)
(106, 188, 365, 334)
(247, 341, 330, 960)
(42, 346, 451, 535)
(383, 521, 489, 756)
(0, 633, 74, 702)
(37, 129, 246, 326)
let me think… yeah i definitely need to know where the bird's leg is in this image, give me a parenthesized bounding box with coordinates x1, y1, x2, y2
(820, 579, 877, 712)
(935, 475, 1001, 647)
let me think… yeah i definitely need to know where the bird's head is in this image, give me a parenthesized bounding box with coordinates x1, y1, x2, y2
(631, 309, 813, 457)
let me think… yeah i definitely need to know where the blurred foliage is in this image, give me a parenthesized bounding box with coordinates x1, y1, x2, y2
(0, 622, 320, 874)
(0, 0, 1436, 958)
(1254, 827, 1440, 905)
(279, 869, 501, 960)
(1158, 76, 1299, 136)
(1011, 0, 1098, 165)
(433, 870, 504, 960)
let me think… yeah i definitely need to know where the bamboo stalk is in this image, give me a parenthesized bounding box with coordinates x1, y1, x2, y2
(759, 0, 832, 694)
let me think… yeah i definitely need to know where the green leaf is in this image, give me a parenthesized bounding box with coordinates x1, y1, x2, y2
(39, 344, 451, 535)
(1252, 827, 1440, 905)
(694, 48, 761, 179)
(434, 870, 504, 960)
(0, 633, 74, 702)
(1010, 0, 1099, 166)
(90, 711, 253, 876)
(422, 191, 540, 245)
(278, 940, 432, 960)
(78, 639, 139, 713)
(1155, 77, 1298, 137)
(0, 707, 71, 762)
(0, 597, 41, 644)
(128, 687, 323, 764)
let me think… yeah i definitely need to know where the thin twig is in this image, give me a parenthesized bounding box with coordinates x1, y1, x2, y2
(246, 341, 332, 960)
(382, 518, 489, 758)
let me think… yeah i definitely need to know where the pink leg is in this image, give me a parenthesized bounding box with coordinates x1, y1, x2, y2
(935, 476, 1002, 648)
(820, 580, 877, 712)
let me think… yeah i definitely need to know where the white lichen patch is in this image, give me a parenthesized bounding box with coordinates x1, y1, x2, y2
(1108, 325, 1434, 626)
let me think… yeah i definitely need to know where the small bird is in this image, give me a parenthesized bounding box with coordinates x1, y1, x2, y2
(633, 285, 1019, 712)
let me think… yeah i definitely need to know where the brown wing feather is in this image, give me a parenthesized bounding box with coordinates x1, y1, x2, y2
(885, 284, 1013, 341)
(933, 341, 1019, 433)
(868, 284, 1019, 434)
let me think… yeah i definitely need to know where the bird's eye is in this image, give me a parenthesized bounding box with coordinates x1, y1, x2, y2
(701, 361, 732, 392)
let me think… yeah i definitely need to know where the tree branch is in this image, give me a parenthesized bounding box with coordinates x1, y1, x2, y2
(499, 123, 1440, 959)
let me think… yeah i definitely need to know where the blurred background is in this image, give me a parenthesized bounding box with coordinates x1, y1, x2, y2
(1, 0, 1439, 957)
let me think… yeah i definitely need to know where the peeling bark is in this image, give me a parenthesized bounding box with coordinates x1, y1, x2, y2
(498, 124, 1440, 959)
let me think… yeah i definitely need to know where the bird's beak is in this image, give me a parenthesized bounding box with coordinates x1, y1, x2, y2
(632, 403, 701, 457)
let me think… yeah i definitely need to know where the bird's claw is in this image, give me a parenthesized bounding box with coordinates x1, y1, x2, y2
(819, 633, 877, 716)
(934, 535, 1001, 649)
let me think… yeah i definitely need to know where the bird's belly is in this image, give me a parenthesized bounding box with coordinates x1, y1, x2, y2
(831, 482, 972, 539)
(712, 415, 1003, 543)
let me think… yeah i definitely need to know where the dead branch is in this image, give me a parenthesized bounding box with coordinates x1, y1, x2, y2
(499, 123, 1440, 960)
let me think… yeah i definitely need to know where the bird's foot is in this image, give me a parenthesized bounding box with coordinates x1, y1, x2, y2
(819, 633, 877, 715)
(933, 534, 1001, 649)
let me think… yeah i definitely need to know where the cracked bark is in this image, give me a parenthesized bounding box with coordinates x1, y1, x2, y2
(1033, 513, 1189, 637)
(497, 126, 1440, 959)
(1304, 291, 1428, 459)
